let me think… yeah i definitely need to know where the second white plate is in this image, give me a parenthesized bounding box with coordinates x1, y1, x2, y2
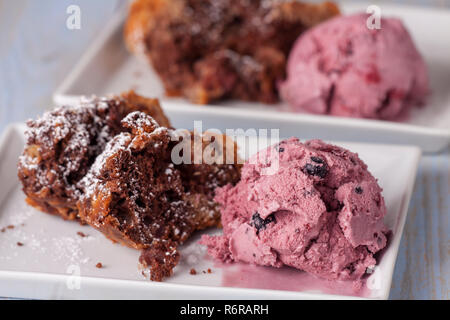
(53, 2, 450, 152)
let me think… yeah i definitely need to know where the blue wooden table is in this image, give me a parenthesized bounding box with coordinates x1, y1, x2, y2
(0, 0, 448, 300)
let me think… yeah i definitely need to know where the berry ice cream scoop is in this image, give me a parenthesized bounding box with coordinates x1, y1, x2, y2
(279, 13, 429, 120)
(201, 138, 390, 282)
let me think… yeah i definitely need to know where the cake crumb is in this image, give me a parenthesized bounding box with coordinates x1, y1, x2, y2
(17, 242, 24, 247)
(96, 262, 103, 269)
(77, 231, 87, 238)
(1, 225, 16, 233)
(207, 268, 212, 274)
(190, 268, 197, 275)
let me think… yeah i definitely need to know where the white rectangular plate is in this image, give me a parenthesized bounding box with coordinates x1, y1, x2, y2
(0, 122, 421, 299)
(53, 2, 449, 152)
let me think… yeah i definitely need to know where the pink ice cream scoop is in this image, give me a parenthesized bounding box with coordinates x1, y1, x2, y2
(279, 13, 429, 120)
(201, 138, 390, 281)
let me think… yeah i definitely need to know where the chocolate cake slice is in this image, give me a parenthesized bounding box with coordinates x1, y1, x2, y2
(77, 112, 241, 280)
(18, 92, 242, 281)
(125, 0, 339, 104)
(17, 91, 170, 221)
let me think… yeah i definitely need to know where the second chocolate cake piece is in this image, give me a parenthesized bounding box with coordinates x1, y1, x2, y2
(77, 112, 241, 280)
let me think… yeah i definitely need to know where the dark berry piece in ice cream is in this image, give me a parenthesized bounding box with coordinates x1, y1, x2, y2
(355, 186, 363, 194)
(251, 212, 276, 234)
(311, 156, 325, 164)
(303, 158, 328, 178)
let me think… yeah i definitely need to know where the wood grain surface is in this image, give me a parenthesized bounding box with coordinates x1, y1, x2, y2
(0, 0, 448, 300)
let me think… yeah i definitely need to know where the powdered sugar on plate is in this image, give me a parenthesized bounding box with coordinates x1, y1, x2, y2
(0, 186, 97, 269)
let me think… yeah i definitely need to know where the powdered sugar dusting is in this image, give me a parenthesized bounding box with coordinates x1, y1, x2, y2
(80, 133, 132, 200)
(79, 112, 170, 202)
(18, 98, 116, 200)
(0, 186, 96, 266)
